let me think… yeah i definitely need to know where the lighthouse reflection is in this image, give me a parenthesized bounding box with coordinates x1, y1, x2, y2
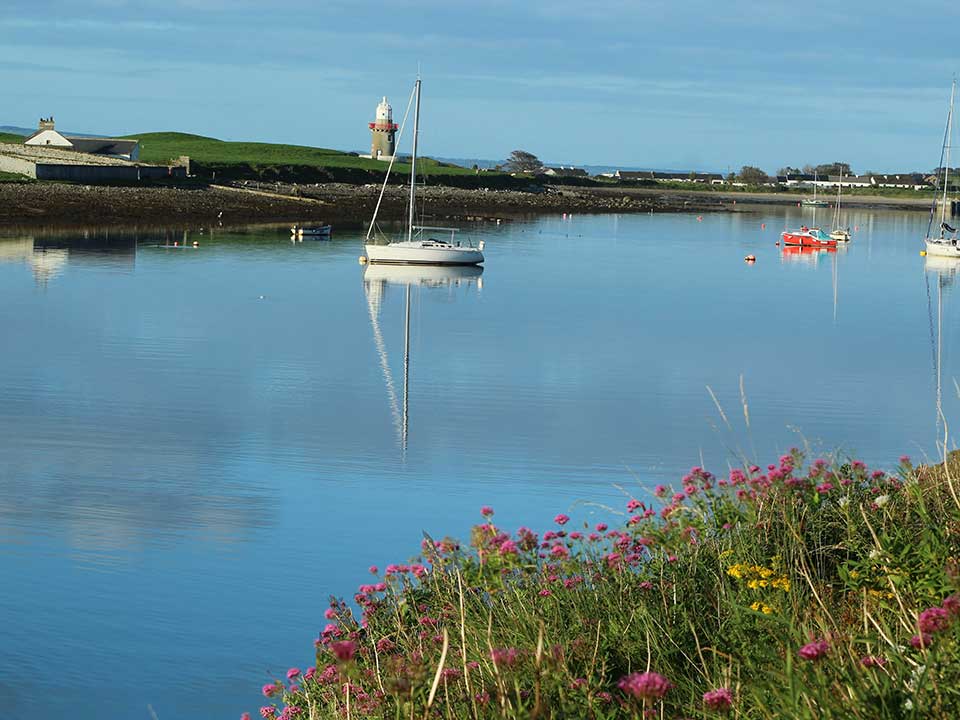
(362, 264, 484, 454)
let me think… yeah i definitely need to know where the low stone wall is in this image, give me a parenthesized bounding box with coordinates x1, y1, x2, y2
(34, 164, 187, 182)
(0, 154, 37, 178)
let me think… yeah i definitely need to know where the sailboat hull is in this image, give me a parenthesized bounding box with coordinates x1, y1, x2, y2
(365, 241, 484, 265)
(925, 238, 960, 257)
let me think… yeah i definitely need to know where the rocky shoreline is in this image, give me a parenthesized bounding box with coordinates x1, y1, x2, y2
(0, 181, 723, 230)
(0, 180, 930, 231)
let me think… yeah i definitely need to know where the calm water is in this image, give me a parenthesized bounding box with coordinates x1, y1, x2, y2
(0, 207, 957, 719)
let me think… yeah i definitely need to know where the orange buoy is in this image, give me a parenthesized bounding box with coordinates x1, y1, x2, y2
(744, 254, 756, 263)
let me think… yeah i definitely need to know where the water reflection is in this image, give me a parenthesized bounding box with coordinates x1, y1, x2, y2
(362, 264, 484, 452)
(0, 231, 138, 286)
(779, 245, 836, 267)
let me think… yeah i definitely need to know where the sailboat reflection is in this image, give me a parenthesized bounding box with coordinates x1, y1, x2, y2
(925, 255, 958, 454)
(362, 264, 484, 453)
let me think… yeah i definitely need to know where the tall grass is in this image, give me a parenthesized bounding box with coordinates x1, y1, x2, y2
(254, 451, 960, 719)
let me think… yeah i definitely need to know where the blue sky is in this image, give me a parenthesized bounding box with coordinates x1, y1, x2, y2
(2, 0, 959, 173)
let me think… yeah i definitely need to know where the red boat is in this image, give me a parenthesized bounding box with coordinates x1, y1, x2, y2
(781, 225, 837, 248)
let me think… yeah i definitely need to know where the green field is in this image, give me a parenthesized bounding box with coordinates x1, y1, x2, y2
(128, 132, 480, 180)
(0, 132, 26, 144)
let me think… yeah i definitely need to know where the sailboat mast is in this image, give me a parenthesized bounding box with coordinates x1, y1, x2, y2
(407, 77, 421, 243)
(941, 80, 956, 227)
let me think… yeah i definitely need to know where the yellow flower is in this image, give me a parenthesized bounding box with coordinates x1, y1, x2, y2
(772, 577, 791, 592)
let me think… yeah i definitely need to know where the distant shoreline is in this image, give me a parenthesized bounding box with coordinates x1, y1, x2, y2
(0, 180, 932, 231)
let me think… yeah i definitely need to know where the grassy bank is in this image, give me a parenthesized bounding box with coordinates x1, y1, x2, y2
(255, 451, 960, 719)
(129, 132, 484, 183)
(0, 171, 32, 183)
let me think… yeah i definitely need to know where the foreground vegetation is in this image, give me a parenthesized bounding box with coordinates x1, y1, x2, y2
(254, 451, 960, 719)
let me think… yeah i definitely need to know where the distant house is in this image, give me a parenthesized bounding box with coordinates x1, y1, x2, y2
(542, 166, 589, 178)
(23, 117, 140, 161)
(614, 170, 652, 181)
(870, 173, 929, 190)
(615, 169, 723, 184)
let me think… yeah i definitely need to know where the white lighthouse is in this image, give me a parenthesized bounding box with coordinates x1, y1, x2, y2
(369, 96, 397, 160)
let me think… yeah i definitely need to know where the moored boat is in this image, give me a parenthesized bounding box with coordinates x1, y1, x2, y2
(925, 80, 960, 258)
(291, 224, 332, 238)
(781, 226, 838, 248)
(363, 76, 484, 266)
(829, 171, 852, 241)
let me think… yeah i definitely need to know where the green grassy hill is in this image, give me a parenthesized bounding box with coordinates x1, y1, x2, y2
(0, 132, 25, 144)
(128, 131, 481, 182)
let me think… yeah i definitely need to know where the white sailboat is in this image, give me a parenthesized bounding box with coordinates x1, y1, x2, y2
(364, 76, 484, 266)
(925, 80, 960, 258)
(830, 171, 851, 241)
(802, 172, 828, 207)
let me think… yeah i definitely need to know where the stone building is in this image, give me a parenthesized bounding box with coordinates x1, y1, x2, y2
(23, 117, 140, 161)
(369, 98, 397, 160)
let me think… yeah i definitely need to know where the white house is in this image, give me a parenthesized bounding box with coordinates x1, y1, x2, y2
(23, 117, 140, 161)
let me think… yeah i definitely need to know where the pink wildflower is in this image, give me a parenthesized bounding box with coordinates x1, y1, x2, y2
(260, 708, 276, 719)
(910, 633, 933, 649)
(703, 687, 733, 711)
(919, 606, 951, 633)
(330, 640, 357, 662)
(860, 655, 887, 668)
(550, 543, 570, 559)
(816, 482, 833, 494)
(304, 667, 315, 680)
(627, 498, 643, 511)
(323, 608, 336, 620)
(242, 714, 251, 720)
(368, 565, 378, 574)
(618, 671, 673, 700)
(539, 588, 552, 596)
(490, 647, 520, 667)
(376, 637, 395, 653)
(596, 522, 608, 532)
(481, 505, 494, 517)
(286, 668, 300, 680)
(499, 539, 518, 556)
(798, 639, 829, 661)
(554, 513, 570, 525)
(942, 594, 960, 617)
(262, 683, 280, 698)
